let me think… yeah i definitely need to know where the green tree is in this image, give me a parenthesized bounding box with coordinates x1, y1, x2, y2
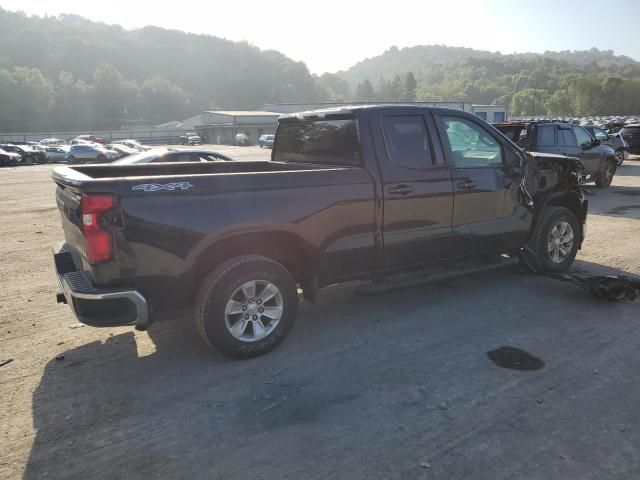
(92, 64, 137, 129)
(404, 71, 417, 101)
(510, 88, 549, 116)
(355, 79, 374, 101)
(316, 73, 351, 101)
(140, 75, 189, 124)
(0, 67, 53, 131)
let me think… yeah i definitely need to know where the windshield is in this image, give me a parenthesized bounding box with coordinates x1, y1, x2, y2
(273, 118, 361, 166)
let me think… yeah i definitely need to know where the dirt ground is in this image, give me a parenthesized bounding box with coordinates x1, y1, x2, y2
(1, 148, 639, 480)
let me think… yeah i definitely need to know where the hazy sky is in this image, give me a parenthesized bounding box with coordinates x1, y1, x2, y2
(2, 0, 639, 73)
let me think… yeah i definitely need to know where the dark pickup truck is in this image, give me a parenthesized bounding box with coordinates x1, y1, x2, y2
(52, 106, 587, 358)
(494, 121, 617, 188)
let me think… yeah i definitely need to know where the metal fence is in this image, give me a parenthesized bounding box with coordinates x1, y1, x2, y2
(0, 129, 196, 145)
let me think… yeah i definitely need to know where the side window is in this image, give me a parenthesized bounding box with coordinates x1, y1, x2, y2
(558, 128, 576, 147)
(168, 153, 193, 162)
(593, 128, 608, 141)
(537, 125, 555, 147)
(156, 153, 192, 163)
(439, 116, 503, 167)
(573, 126, 593, 147)
(382, 115, 433, 169)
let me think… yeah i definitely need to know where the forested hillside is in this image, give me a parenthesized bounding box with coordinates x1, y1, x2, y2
(341, 45, 640, 116)
(0, 8, 638, 133)
(0, 9, 330, 131)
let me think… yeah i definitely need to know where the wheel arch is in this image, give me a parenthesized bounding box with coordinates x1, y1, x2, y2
(533, 190, 587, 247)
(189, 231, 316, 299)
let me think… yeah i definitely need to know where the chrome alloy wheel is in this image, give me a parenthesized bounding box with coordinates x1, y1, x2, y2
(224, 280, 283, 342)
(547, 221, 574, 264)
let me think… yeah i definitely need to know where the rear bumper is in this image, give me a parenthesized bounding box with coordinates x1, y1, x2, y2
(53, 243, 150, 330)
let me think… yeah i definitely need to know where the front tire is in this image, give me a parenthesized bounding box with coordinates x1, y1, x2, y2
(595, 160, 616, 188)
(195, 255, 299, 359)
(529, 206, 580, 273)
(615, 149, 625, 165)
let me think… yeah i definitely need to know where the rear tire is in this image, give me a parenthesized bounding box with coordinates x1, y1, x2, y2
(195, 255, 299, 359)
(595, 160, 616, 188)
(529, 206, 580, 273)
(615, 149, 625, 165)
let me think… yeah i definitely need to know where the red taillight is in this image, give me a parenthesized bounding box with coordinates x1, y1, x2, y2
(81, 194, 115, 263)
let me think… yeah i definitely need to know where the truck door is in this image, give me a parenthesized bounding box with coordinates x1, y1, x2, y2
(373, 111, 455, 269)
(434, 113, 530, 255)
(572, 124, 601, 175)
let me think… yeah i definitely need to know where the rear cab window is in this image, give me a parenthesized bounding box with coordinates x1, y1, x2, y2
(273, 116, 361, 166)
(382, 115, 434, 169)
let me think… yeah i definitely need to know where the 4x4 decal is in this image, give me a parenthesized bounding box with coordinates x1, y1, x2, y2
(131, 182, 194, 192)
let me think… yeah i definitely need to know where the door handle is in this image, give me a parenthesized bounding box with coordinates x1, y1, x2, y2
(388, 184, 413, 195)
(456, 180, 477, 190)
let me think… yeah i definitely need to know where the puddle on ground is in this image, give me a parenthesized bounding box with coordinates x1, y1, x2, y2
(605, 204, 640, 215)
(487, 346, 545, 371)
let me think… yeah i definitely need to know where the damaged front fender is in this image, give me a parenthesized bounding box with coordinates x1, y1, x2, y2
(521, 151, 589, 248)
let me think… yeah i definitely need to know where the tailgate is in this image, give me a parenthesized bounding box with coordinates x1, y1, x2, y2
(55, 183, 86, 259)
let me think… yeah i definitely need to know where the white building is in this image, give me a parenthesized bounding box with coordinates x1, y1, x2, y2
(184, 111, 280, 144)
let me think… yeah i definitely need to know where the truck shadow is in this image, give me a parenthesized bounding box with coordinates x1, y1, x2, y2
(23, 260, 638, 479)
(23, 316, 225, 479)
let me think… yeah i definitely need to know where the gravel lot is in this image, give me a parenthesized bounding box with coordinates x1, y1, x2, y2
(1, 148, 639, 480)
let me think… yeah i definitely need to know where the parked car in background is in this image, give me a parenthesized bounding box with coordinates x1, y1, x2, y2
(73, 134, 106, 145)
(583, 125, 628, 165)
(112, 148, 233, 164)
(0, 147, 22, 166)
(120, 139, 151, 151)
(620, 125, 640, 156)
(258, 134, 275, 148)
(179, 133, 202, 145)
(43, 145, 71, 163)
(106, 143, 139, 159)
(494, 121, 618, 188)
(235, 133, 249, 146)
(0, 144, 48, 164)
(65, 144, 119, 164)
(39, 138, 67, 146)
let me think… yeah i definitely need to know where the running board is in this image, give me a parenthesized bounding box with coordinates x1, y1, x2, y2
(354, 256, 520, 296)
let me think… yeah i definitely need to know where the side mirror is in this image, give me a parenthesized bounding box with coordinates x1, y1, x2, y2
(592, 138, 601, 147)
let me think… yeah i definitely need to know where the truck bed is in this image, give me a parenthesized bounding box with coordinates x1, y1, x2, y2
(53, 160, 333, 180)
